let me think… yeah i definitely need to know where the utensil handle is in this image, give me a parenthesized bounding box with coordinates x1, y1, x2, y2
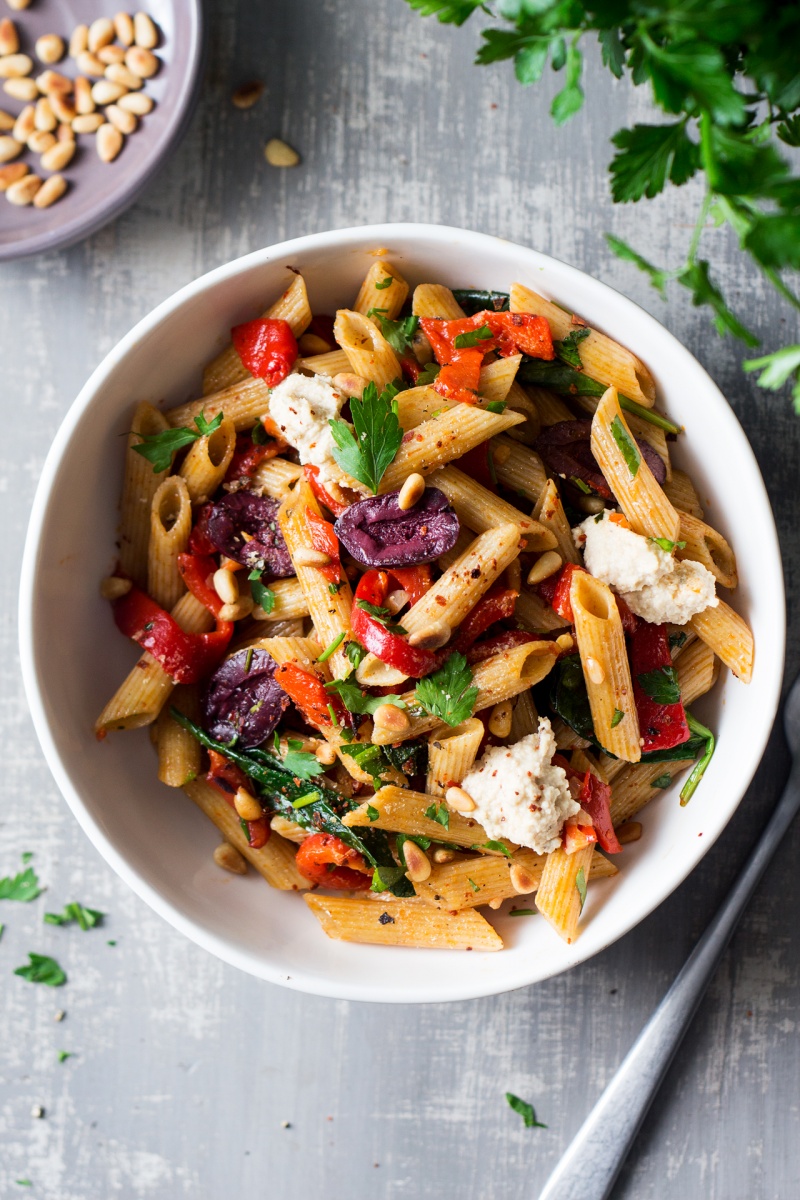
(538, 761, 800, 1200)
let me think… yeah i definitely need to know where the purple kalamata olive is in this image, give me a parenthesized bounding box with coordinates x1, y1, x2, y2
(534, 419, 666, 496)
(205, 493, 294, 576)
(333, 487, 460, 568)
(202, 648, 290, 748)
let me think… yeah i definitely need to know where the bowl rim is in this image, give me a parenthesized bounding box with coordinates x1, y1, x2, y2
(0, 0, 205, 263)
(18, 223, 786, 1001)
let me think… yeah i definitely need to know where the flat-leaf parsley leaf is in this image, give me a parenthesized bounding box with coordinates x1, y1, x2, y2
(329, 381, 403, 494)
(132, 411, 223, 474)
(415, 653, 478, 727)
(505, 1092, 547, 1129)
(14, 953, 67, 987)
(0, 865, 43, 903)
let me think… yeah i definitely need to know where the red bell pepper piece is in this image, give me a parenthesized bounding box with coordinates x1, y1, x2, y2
(577, 770, 622, 854)
(456, 440, 496, 493)
(188, 503, 218, 557)
(465, 629, 546, 665)
(451, 584, 518, 654)
(304, 465, 348, 517)
(540, 563, 587, 623)
(563, 820, 598, 854)
(351, 570, 442, 678)
(206, 751, 270, 849)
(630, 621, 691, 753)
(420, 311, 555, 405)
(385, 565, 432, 608)
(224, 431, 288, 482)
(294, 832, 372, 890)
(307, 313, 336, 349)
(231, 318, 298, 386)
(616, 594, 639, 637)
(274, 662, 345, 730)
(400, 355, 422, 385)
(306, 507, 343, 585)
(113, 586, 233, 684)
(177, 552, 224, 616)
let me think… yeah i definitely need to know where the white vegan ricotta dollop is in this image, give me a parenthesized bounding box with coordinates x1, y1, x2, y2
(267, 372, 344, 481)
(573, 510, 718, 625)
(460, 718, 579, 855)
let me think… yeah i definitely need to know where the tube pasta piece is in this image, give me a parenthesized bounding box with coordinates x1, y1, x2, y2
(510, 282, 655, 407)
(426, 717, 485, 795)
(252, 634, 322, 668)
(354, 260, 408, 320)
(609, 759, 695, 826)
(183, 778, 311, 890)
(509, 690, 539, 741)
(676, 638, 720, 707)
(478, 354, 522, 403)
(202, 274, 312, 394)
(178, 416, 236, 505)
(344, 785, 493, 847)
(95, 593, 213, 733)
(304, 895, 503, 951)
(570, 571, 641, 762)
(394, 385, 447, 430)
(427, 465, 557, 552)
(491, 436, 547, 504)
(535, 843, 596, 943)
(676, 512, 737, 589)
(590, 388, 681, 543)
(251, 577, 310, 621)
(156, 685, 201, 787)
(377, 406, 524, 493)
(411, 283, 467, 320)
(278, 480, 353, 679)
(533, 478, 581, 565)
(148, 476, 192, 610)
(437, 525, 474, 572)
(415, 846, 617, 911)
(298, 349, 351, 377)
(334, 308, 401, 391)
(230, 619, 305, 652)
(119, 401, 170, 588)
(528, 385, 574, 426)
(689, 599, 753, 684)
(515, 589, 570, 632)
(663, 468, 704, 520)
(168, 377, 271, 433)
(250, 456, 303, 499)
(551, 717, 591, 752)
(503, 381, 541, 445)
(575, 393, 672, 481)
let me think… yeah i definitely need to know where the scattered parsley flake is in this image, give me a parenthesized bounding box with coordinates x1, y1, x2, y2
(415, 361, 441, 386)
(367, 312, 420, 357)
(325, 677, 406, 717)
(556, 327, 590, 368)
(485, 400, 506, 414)
(474, 840, 512, 858)
(650, 536, 686, 553)
(370, 863, 406, 893)
(651, 773, 673, 789)
(345, 640, 367, 672)
(366, 804, 380, 822)
(637, 665, 681, 705)
(375, 276, 393, 290)
(248, 569, 275, 614)
(610, 415, 641, 478)
(453, 324, 492, 349)
(251, 421, 269, 445)
(611, 708, 625, 728)
(243, 647, 254, 674)
(329, 381, 404, 494)
(14, 953, 66, 987)
(680, 713, 716, 805)
(0, 865, 43, 903)
(575, 867, 587, 910)
(505, 1092, 547, 1129)
(44, 903, 104, 930)
(468, 878, 480, 893)
(668, 631, 688, 652)
(569, 475, 592, 494)
(415, 653, 478, 727)
(57, 1050, 73, 1063)
(423, 802, 450, 830)
(508, 908, 536, 917)
(281, 739, 325, 781)
(21, 852, 33, 864)
(132, 411, 224, 474)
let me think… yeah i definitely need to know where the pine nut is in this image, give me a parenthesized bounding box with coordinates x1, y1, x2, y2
(615, 820, 643, 846)
(218, 595, 255, 622)
(0, 54, 33, 78)
(117, 90, 152, 114)
(505, 556, 521, 592)
(213, 841, 248, 875)
(92, 80, 127, 105)
(74, 77, 94, 114)
(407, 620, 451, 651)
(509, 862, 537, 894)
(297, 332, 331, 356)
(0, 108, 12, 131)
(314, 741, 337, 766)
(105, 62, 142, 90)
(6, 172, 41, 204)
(36, 70, 71, 95)
(446, 786, 476, 813)
(34, 97, 56, 131)
(527, 550, 562, 586)
(96, 121, 123, 161)
(50, 94, 76, 123)
(114, 13, 135, 47)
(77, 51, 105, 77)
(0, 20, 19, 57)
(125, 45, 158, 78)
(69, 24, 89, 58)
(331, 371, 369, 398)
(401, 840, 431, 883)
(41, 140, 74, 169)
(33, 173, 66, 207)
(213, 567, 239, 606)
(397, 472, 425, 511)
(73, 112, 103, 133)
(488, 700, 513, 739)
(576, 494, 605, 515)
(585, 656, 605, 686)
(6, 0, 31, 11)
(100, 576, 132, 600)
(555, 632, 574, 653)
(35, 35, 65, 65)
(134, 12, 158, 49)
(432, 847, 456, 864)
(0, 161, 26, 189)
(27, 129, 55, 153)
(0, 134, 22, 162)
(488, 897, 504, 909)
(293, 547, 330, 568)
(232, 80, 264, 109)
(4, 77, 38, 100)
(12, 103, 34, 142)
(88, 17, 115, 54)
(492, 441, 512, 465)
(384, 588, 409, 615)
(270, 815, 307, 844)
(57, 122, 74, 143)
(234, 786, 263, 822)
(105, 103, 137, 134)
(264, 137, 300, 168)
(373, 703, 410, 734)
(98, 45, 126, 65)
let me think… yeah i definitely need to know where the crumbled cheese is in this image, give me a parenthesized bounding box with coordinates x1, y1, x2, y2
(267, 372, 344, 480)
(574, 510, 718, 625)
(461, 718, 579, 855)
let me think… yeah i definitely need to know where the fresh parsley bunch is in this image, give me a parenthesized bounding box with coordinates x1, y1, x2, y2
(404, 0, 800, 409)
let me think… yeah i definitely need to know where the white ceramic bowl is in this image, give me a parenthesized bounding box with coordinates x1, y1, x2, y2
(19, 224, 785, 1002)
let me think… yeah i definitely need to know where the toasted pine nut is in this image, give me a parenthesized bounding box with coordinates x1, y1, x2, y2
(234, 786, 263, 822)
(36, 70, 71, 95)
(0, 160, 26, 189)
(117, 90, 152, 114)
(0, 20, 19, 57)
(292, 547, 330, 568)
(213, 842, 248, 875)
(3, 77, 37, 100)
(527, 550, 562, 586)
(106, 103, 137, 134)
(49, 94, 76, 123)
(134, 12, 158, 49)
(232, 80, 264, 109)
(398, 472, 425, 511)
(69, 24, 89, 58)
(6, 172, 41, 204)
(27, 129, 55, 153)
(33, 173, 67, 207)
(488, 897, 504, 909)
(314, 741, 337, 766)
(408, 620, 451, 651)
(576, 494, 605, 515)
(432, 847, 456, 864)
(98, 45, 126, 65)
(105, 62, 142, 90)
(0, 107, 12, 131)
(0, 134, 22, 162)
(6, 0, 31, 12)
(100, 576, 132, 600)
(73, 77, 94, 114)
(555, 632, 574, 653)
(616, 820, 643, 845)
(0, 53, 33, 78)
(446, 786, 476, 814)
(401, 840, 431, 883)
(72, 112, 103, 133)
(12, 103, 34, 142)
(96, 121, 123, 161)
(218, 595, 255, 622)
(492, 441, 512, 465)
(384, 588, 409, 616)
(509, 863, 537, 894)
(213, 567, 239, 606)
(35, 35, 65, 65)
(114, 12, 135, 46)
(585, 656, 605, 686)
(297, 332, 331, 356)
(57, 122, 74, 143)
(88, 17, 115, 54)
(125, 45, 158, 78)
(331, 371, 368, 399)
(373, 703, 410, 735)
(34, 97, 56, 131)
(76, 51, 105, 77)
(505, 557, 521, 593)
(264, 137, 300, 168)
(92, 79, 127, 105)
(488, 700, 513, 739)
(269, 815, 307, 844)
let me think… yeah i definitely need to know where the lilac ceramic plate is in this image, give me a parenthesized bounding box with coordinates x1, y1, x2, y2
(0, 0, 203, 260)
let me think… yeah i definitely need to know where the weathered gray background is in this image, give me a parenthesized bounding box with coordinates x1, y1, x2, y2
(1, 1, 799, 1197)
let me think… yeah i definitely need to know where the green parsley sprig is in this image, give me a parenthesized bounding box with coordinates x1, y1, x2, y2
(132, 411, 224, 474)
(329, 381, 404, 494)
(415, 652, 479, 727)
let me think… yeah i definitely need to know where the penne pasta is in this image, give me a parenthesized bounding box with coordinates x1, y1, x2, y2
(535, 842, 596, 943)
(491, 435, 547, 504)
(415, 846, 617, 911)
(533, 478, 581, 565)
(503, 381, 542, 445)
(156, 685, 201, 787)
(528, 385, 574, 426)
(377, 406, 524, 493)
(297, 348, 351, 377)
(411, 283, 467, 320)
(119, 402, 170, 588)
(689, 599, 754, 683)
(676, 512, 737, 589)
(202, 274, 312, 394)
(334, 309, 401, 391)
(168, 377, 270, 433)
(478, 354, 522, 403)
(344, 785, 495, 848)
(426, 718, 485, 795)
(250, 576, 310, 621)
(515, 589, 571, 632)
(609, 758, 694, 826)
(147, 476, 192, 610)
(664, 468, 704, 519)
(427, 465, 557, 551)
(676, 637, 720, 707)
(304, 895, 503, 951)
(250, 456, 303, 499)
(354, 260, 408, 320)
(509, 689, 539, 740)
(178, 415, 236, 504)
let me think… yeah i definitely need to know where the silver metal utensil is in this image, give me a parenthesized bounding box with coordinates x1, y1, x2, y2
(539, 673, 798, 1200)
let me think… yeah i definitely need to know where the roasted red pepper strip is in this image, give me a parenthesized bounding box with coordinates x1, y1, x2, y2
(231, 318, 298, 386)
(113, 586, 233, 684)
(563, 821, 598, 854)
(386, 565, 432, 608)
(304, 464, 348, 517)
(465, 629, 543, 665)
(351, 570, 442, 678)
(295, 832, 372, 890)
(538, 563, 587, 623)
(451, 583, 518, 655)
(188, 503, 218, 557)
(616, 594, 639, 637)
(177, 552, 224, 617)
(420, 311, 555, 404)
(577, 770, 621, 854)
(274, 662, 344, 729)
(225, 431, 288, 482)
(456, 440, 496, 493)
(206, 751, 270, 849)
(306, 507, 343, 584)
(630, 621, 691, 753)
